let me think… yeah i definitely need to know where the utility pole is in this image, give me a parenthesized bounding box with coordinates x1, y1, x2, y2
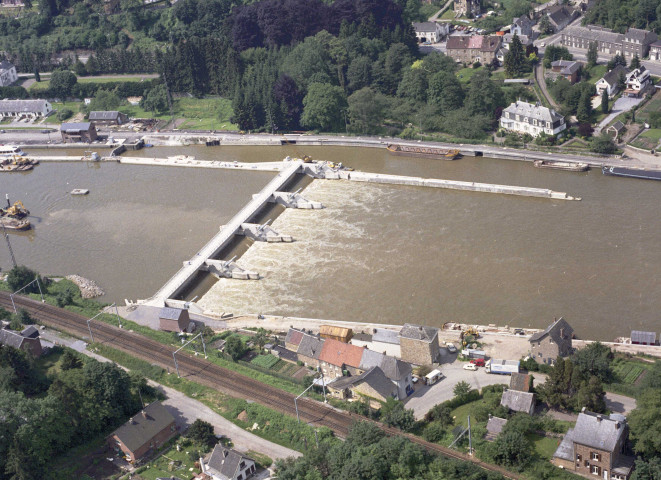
(1, 221, 17, 268)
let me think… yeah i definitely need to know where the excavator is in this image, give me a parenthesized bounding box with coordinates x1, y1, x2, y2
(2, 197, 29, 219)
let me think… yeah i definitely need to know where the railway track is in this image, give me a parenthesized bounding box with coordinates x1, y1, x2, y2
(0, 291, 520, 479)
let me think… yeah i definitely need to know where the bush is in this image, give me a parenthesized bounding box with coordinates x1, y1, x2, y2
(590, 133, 616, 154)
(423, 421, 447, 442)
(57, 108, 73, 121)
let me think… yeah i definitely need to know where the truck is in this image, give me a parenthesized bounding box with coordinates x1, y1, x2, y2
(485, 359, 519, 375)
(425, 369, 444, 385)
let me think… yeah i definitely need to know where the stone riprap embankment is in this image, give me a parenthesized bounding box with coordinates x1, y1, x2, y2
(66, 275, 105, 298)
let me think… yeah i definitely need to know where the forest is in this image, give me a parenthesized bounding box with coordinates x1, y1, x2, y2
(583, 0, 661, 33)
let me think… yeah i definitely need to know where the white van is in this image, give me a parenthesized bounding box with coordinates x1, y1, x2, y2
(425, 369, 444, 385)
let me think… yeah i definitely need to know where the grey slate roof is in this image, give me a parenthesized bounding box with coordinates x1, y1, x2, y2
(0, 328, 25, 349)
(609, 121, 624, 132)
(624, 28, 657, 44)
(399, 323, 438, 343)
(486, 416, 508, 439)
(20, 325, 39, 339)
(0, 61, 14, 72)
(564, 25, 623, 44)
(571, 411, 626, 452)
(111, 401, 175, 453)
(529, 317, 573, 343)
(500, 389, 535, 413)
(372, 328, 400, 345)
(631, 330, 656, 344)
(413, 21, 440, 33)
(159, 307, 185, 320)
(61, 122, 92, 132)
(548, 5, 576, 26)
(504, 33, 532, 45)
(297, 334, 324, 359)
(89, 111, 121, 120)
(553, 427, 575, 461)
(551, 60, 581, 75)
(0, 99, 48, 114)
(359, 350, 411, 382)
(512, 16, 533, 30)
(271, 344, 298, 363)
(502, 101, 564, 125)
(600, 65, 629, 87)
(329, 366, 398, 398)
(206, 444, 254, 480)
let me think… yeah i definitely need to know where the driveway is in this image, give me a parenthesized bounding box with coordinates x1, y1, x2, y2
(595, 96, 645, 133)
(535, 63, 559, 109)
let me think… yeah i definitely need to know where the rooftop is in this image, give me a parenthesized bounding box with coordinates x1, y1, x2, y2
(486, 416, 508, 441)
(509, 372, 531, 392)
(110, 402, 175, 453)
(500, 389, 535, 413)
(61, 122, 92, 132)
(318, 338, 365, 368)
(159, 307, 187, 321)
(399, 323, 438, 343)
(285, 328, 305, 347)
(328, 366, 397, 398)
(0, 99, 49, 113)
(205, 444, 254, 480)
(529, 317, 573, 344)
(297, 334, 324, 359)
(89, 111, 122, 120)
(571, 410, 627, 452)
(502, 101, 564, 124)
(413, 21, 440, 33)
(372, 328, 400, 345)
(551, 60, 581, 75)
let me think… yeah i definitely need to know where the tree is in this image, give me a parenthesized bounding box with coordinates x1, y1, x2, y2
(34, 69, 40, 83)
(87, 90, 121, 113)
(504, 34, 528, 77)
(7, 266, 41, 293)
(427, 71, 464, 112)
(631, 457, 661, 480)
(60, 350, 83, 371)
(487, 429, 533, 470)
(576, 376, 606, 413)
(629, 389, 661, 458)
(630, 53, 641, 69)
(465, 70, 505, 117)
(224, 335, 245, 361)
(587, 41, 598, 68)
(590, 133, 616, 154)
(301, 83, 347, 132)
(347, 87, 387, 134)
(141, 84, 169, 114)
(49, 70, 77, 98)
(573, 342, 614, 382)
(188, 419, 216, 447)
(380, 398, 416, 431)
(601, 89, 609, 114)
(453, 380, 471, 397)
(538, 15, 553, 34)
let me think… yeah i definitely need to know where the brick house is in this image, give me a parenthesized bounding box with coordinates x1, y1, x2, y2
(528, 317, 574, 365)
(107, 401, 177, 463)
(0, 326, 43, 356)
(446, 35, 502, 64)
(199, 444, 256, 480)
(359, 349, 413, 399)
(549, 60, 582, 84)
(318, 338, 365, 379)
(552, 410, 635, 480)
(158, 307, 190, 332)
(326, 366, 397, 405)
(398, 323, 440, 365)
(60, 122, 98, 143)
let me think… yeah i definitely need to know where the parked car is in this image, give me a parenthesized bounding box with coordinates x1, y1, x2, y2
(463, 363, 477, 371)
(412, 375, 419, 384)
(470, 358, 485, 367)
(446, 343, 457, 353)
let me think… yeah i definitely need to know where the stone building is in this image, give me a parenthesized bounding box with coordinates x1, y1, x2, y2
(500, 388, 535, 414)
(398, 323, 440, 365)
(359, 349, 413, 399)
(158, 307, 190, 333)
(454, 0, 480, 16)
(0, 99, 51, 118)
(562, 25, 657, 59)
(529, 317, 573, 365)
(326, 366, 398, 405)
(547, 5, 578, 32)
(60, 122, 98, 143)
(296, 334, 324, 367)
(499, 101, 566, 137)
(89, 111, 129, 125)
(552, 410, 635, 480)
(0, 326, 43, 356)
(318, 338, 365, 379)
(649, 40, 661, 61)
(446, 35, 502, 64)
(107, 401, 177, 463)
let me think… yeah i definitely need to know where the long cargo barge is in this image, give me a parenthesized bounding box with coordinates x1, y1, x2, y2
(387, 144, 461, 160)
(602, 165, 661, 180)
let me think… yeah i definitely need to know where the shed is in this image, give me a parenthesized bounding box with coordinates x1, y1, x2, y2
(500, 388, 535, 414)
(485, 416, 508, 441)
(607, 121, 625, 140)
(509, 372, 531, 392)
(320, 325, 353, 343)
(631, 330, 657, 345)
(158, 307, 190, 332)
(89, 110, 129, 125)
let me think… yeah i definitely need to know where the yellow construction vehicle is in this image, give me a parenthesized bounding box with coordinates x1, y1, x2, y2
(4, 200, 29, 219)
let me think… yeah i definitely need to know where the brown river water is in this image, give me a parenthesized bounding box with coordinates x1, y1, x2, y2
(3, 145, 661, 340)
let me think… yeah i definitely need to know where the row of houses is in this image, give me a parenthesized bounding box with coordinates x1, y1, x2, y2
(561, 25, 659, 60)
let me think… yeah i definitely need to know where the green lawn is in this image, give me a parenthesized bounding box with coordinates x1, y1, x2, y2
(29, 76, 147, 91)
(527, 433, 561, 460)
(420, 3, 440, 20)
(456, 66, 484, 83)
(174, 97, 237, 131)
(135, 441, 202, 480)
(43, 101, 83, 124)
(588, 64, 607, 83)
(631, 129, 661, 150)
(441, 8, 455, 20)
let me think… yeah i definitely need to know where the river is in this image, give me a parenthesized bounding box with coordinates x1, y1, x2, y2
(3, 145, 661, 340)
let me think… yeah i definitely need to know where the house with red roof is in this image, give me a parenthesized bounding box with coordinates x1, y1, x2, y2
(318, 338, 365, 379)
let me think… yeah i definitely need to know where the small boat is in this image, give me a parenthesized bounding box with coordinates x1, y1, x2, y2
(387, 144, 461, 160)
(533, 160, 589, 172)
(71, 189, 89, 195)
(602, 165, 661, 181)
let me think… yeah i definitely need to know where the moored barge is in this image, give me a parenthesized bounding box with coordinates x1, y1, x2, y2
(387, 144, 461, 160)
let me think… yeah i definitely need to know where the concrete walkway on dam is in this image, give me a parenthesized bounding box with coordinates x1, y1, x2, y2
(143, 159, 304, 306)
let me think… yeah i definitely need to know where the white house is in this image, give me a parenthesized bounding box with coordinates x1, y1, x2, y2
(0, 61, 17, 87)
(0, 99, 52, 118)
(595, 65, 629, 98)
(200, 445, 256, 480)
(511, 16, 534, 38)
(412, 21, 449, 43)
(500, 101, 566, 137)
(624, 66, 651, 96)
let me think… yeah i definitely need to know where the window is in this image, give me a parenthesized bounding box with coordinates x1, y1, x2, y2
(577, 454, 582, 462)
(592, 465, 600, 475)
(592, 452, 601, 461)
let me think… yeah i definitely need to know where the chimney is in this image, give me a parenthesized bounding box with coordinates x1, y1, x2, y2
(142, 410, 147, 419)
(560, 328, 564, 338)
(130, 417, 135, 424)
(581, 407, 586, 413)
(597, 414, 602, 422)
(615, 421, 620, 429)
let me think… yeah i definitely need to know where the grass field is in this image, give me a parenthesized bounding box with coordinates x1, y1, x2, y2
(135, 441, 202, 480)
(612, 359, 647, 384)
(527, 433, 561, 460)
(29, 76, 147, 91)
(251, 354, 281, 369)
(588, 64, 607, 83)
(636, 91, 661, 123)
(631, 128, 661, 150)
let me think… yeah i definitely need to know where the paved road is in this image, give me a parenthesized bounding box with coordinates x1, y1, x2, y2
(535, 63, 559, 109)
(595, 96, 645, 133)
